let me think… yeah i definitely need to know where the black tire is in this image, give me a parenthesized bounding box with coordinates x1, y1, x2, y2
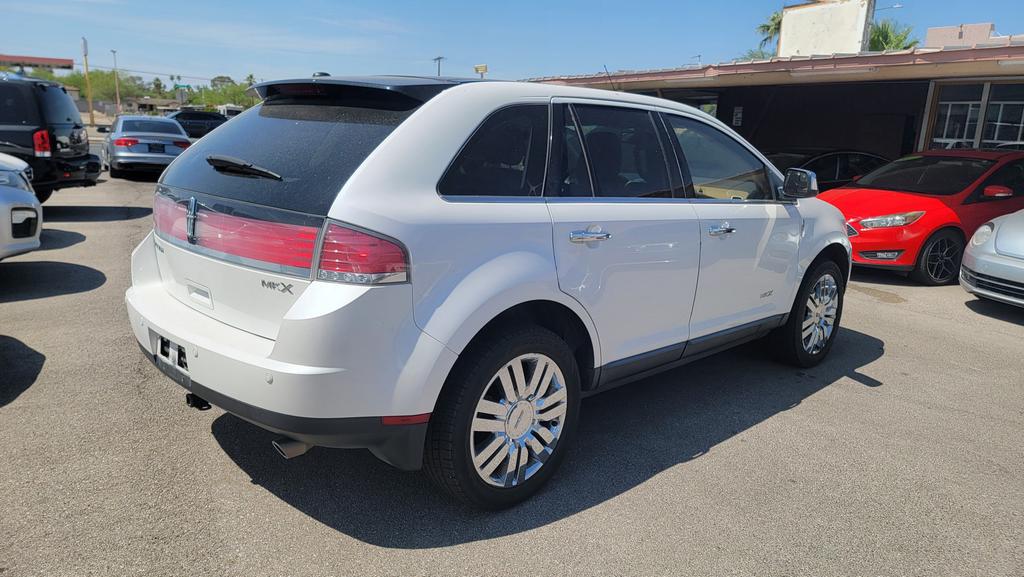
(772, 259, 845, 368)
(424, 325, 581, 509)
(34, 188, 53, 204)
(910, 229, 964, 286)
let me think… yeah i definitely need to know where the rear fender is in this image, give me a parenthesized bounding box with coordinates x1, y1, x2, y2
(414, 250, 602, 367)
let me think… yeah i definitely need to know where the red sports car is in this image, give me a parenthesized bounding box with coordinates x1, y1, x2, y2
(818, 150, 1024, 285)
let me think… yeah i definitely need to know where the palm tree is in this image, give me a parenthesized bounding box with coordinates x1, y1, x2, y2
(869, 19, 919, 51)
(757, 11, 783, 52)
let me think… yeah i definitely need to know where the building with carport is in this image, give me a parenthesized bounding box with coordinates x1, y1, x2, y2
(535, 27, 1024, 164)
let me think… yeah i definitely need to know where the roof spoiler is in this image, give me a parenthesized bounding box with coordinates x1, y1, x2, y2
(249, 76, 475, 109)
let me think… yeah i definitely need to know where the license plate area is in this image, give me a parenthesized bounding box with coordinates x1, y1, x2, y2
(149, 144, 165, 153)
(151, 331, 191, 388)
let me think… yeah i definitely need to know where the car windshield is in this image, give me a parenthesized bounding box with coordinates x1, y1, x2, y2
(38, 84, 82, 124)
(854, 155, 995, 195)
(121, 119, 184, 135)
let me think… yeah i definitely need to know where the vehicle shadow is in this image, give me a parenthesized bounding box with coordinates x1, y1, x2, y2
(0, 336, 45, 407)
(43, 205, 152, 223)
(964, 297, 1024, 325)
(37, 229, 87, 251)
(0, 262, 106, 303)
(850, 267, 917, 287)
(211, 327, 885, 548)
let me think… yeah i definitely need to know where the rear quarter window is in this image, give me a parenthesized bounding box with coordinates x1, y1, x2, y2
(38, 85, 82, 124)
(0, 84, 40, 125)
(160, 101, 413, 214)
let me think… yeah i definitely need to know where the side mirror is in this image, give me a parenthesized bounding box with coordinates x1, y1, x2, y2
(783, 168, 819, 199)
(851, 174, 862, 182)
(983, 184, 1013, 198)
(97, 126, 109, 133)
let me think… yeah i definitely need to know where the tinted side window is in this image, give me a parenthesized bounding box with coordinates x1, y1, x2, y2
(0, 84, 40, 125)
(666, 115, 771, 200)
(38, 85, 82, 124)
(804, 154, 839, 180)
(573, 104, 671, 198)
(438, 105, 548, 197)
(840, 154, 887, 181)
(546, 104, 592, 197)
(983, 160, 1024, 197)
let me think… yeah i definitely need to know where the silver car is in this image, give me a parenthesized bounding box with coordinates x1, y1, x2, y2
(99, 116, 192, 178)
(961, 209, 1024, 307)
(0, 152, 42, 261)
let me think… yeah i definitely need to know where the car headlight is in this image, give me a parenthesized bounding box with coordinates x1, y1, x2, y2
(971, 223, 994, 246)
(0, 169, 32, 192)
(859, 211, 926, 229)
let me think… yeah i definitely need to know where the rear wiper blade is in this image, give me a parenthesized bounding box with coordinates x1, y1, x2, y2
(206, 154, 282, 181)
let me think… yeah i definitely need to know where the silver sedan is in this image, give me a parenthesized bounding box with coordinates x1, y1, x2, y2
(99, 115, 192, 178)
(961, 208, 1024, 307)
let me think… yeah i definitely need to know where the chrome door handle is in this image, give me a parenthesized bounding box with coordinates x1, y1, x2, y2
(569, 230, 612, 243)
(708, 223, 736, 237)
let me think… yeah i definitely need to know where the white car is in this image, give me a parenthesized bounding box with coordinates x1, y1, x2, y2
(126, 77, 851, 508)
(0, 152, 42, 261)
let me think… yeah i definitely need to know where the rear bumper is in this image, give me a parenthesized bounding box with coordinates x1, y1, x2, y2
(110, 151, 178, 171)
(125, 231, 458, 469)
(138, 344, 428, 469)
(29, 154, 101, 190)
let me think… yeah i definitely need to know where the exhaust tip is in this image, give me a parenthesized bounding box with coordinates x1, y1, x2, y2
(272, 438, 312, 460)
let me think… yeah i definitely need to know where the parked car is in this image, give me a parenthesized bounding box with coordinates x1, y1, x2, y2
(164, 110, 227, 139)
(766, 150, 889, 191)
(99, 115, 192, 178)
(126, 76, 852, 508)
(819, 150, 1024, 285)
(960, 208, 1024, 307)
(0, 152, 42, 261)
(0, 72, 100, 202)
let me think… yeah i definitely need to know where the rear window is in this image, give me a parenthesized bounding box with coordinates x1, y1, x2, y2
(0, 84, 39, 125)
(160, 100, 414, 214)
(121, 119, 184, 135)
(856, 155, 995, 195)
(38, 85, 82, 124)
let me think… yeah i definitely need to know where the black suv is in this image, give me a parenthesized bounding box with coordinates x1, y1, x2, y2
(0, 72, 100, 202)
(165, 110, 227, 139)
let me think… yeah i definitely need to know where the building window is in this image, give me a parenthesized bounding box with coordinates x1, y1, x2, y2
(929, 84, 983, 150)
(981, 84, 1024, 148)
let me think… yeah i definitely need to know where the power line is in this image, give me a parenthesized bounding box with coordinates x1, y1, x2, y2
(71, 61, 214, 82)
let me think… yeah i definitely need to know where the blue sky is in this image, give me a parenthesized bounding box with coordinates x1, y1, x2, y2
(3, 0, 1024, 84)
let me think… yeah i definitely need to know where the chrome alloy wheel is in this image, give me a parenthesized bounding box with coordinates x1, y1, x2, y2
(470, 353, 568, 488)
(802, 273, 839, 355)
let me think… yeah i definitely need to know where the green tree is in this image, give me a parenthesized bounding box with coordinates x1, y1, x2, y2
(869, 19, 919, 51)
(739, 47, 773, 61)
(152, 77, 164, 96)
(757, 11, 783, 51)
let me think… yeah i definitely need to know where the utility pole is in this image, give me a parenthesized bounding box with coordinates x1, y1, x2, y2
(432, 55, 446, 77)
(111, 49, 121, 115)
(81, 37, 95, 126)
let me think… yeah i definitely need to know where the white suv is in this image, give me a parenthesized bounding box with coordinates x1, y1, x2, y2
(126, 77, 851, 508)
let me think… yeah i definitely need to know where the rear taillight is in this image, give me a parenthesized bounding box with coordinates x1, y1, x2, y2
(316, 222, 408, 285)
(33, 129, 51, 157)
(114, 138, 139, 147)
(173, 140, 191, 149)
(153, 194, 320, 275)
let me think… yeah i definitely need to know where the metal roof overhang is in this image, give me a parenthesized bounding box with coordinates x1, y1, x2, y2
(535, 44, 1024, 91)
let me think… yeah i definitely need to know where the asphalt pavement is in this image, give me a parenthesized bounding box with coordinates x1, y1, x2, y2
(1, 177, 1022, 576)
